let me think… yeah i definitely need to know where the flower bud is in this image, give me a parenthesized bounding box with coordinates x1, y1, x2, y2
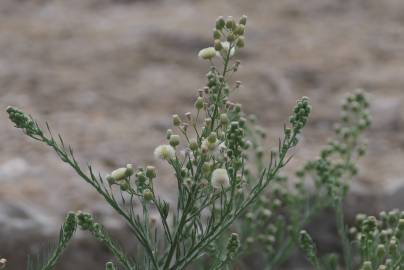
(226, 16, 236, 30)
(169, 134, 180, 147)
(362, 261, 372, 270)
(389, 239, 398, 256)
(236, 36, 245, 48)
(214, 39, 223, 51)
(172, 114, 181, 126)
(106, 262, 116, 270)
(146, 166, 156, 179)
(198, 47, 216, 60)
(213, 29, 221, 39)
(143, 189, 153, 201)
(126, 164, 134, 177)
(204, 118, 212, 127)
(227, 33, 236, 42)
(189, 138, 198, 151)
(226, 233, 240, 258)
(220, 113, 229, 126)
(239, 15, 247, 26)
(208, 132, 217, 144)
(216, 16, 225, 30)
(235, 24, 245, 35)
(376, 244, 385, 259)
(398, 219, 404, 231)
(119, 181, 129, 191)
(195, 97, 204, 110)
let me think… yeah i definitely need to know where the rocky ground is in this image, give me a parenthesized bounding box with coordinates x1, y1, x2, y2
(1, 0, 404, 269)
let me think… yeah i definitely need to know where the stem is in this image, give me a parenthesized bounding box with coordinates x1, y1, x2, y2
(335, 200, 352, 270)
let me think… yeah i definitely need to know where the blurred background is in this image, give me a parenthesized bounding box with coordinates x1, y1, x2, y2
(1, 0, 404, 269)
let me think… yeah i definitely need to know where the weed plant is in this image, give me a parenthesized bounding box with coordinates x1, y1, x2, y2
(7, 15, 398, 270)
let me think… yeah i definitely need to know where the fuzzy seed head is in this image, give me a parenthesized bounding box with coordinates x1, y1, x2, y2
(111, 167, 128, 181)
(198, 47, 216, 60)
(154, 144, 176, 160)
(211, 168, 230, 189)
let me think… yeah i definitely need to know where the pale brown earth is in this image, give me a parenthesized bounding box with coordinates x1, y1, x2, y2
(1, 0, 404, 269)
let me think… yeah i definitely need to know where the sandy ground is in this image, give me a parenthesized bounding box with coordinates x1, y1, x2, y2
(1, 0, 404, 269)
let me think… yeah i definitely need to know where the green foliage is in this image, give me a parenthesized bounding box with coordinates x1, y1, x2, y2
(27, 212, 77, 270)
(231, 90, 371, 269)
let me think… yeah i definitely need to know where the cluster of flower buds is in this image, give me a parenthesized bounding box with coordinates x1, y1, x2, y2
(294, 91, 370, 202)
(62, 212, 78, 244)
(289, 97, 311, 135)
(198, 15, 247, 61)
(76, 211, 94, 231)
(76, 211, 107, 243)
(226, 233, 241, 259)
(7, 106, 40, 137)
(242, 188, 287, 255)
(351, 210, 404, 269)
(299, 230, 319, 266)
(339, 89, 371, 134)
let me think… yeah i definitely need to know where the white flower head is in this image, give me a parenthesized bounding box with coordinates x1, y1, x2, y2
(154, 144, 176, 160)
(211, 168, 230, 189)
(198, 47, 216, 60)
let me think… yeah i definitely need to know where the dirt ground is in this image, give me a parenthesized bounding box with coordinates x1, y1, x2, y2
(1, 0, 404, 269)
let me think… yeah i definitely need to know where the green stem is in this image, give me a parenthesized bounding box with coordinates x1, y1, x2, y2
(335, 201, 352, 270)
